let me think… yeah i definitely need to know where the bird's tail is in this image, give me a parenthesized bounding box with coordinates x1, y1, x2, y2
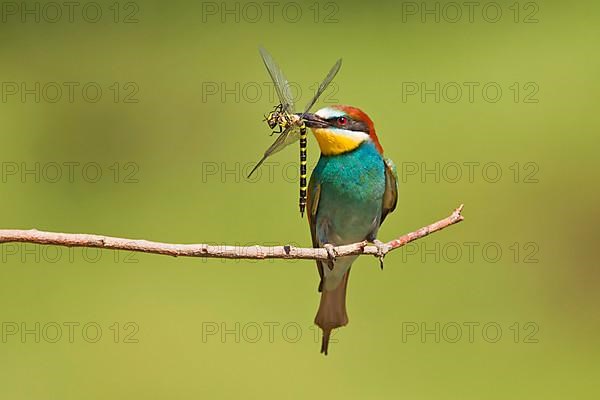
(314, 269, 350, 355)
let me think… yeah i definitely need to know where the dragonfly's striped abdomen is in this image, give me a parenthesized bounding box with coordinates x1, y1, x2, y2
(299, 123, 308, 216)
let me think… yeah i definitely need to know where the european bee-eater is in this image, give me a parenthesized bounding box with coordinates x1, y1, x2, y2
(302, 105, 398, 355)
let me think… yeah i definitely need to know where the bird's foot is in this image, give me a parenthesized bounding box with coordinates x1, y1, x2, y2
(373, 240, 390, 270)
(323, 243, 337, 269)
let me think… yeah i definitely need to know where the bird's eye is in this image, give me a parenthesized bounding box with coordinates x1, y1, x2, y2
(337, 116, 347, 125)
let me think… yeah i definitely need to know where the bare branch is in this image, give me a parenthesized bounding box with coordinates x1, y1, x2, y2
(0, 205, 464, 261)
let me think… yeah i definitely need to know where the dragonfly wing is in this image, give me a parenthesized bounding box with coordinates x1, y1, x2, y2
(301, 58, 342, 115)
(247, 126, 300, 177)
(259, 47, 295, 113)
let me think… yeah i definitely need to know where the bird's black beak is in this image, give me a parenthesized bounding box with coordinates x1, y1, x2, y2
(298, 113, 329, 129)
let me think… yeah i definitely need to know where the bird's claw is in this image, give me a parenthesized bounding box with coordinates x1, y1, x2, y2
(323, 243, 337, 269)
(373, 240, 390, 270)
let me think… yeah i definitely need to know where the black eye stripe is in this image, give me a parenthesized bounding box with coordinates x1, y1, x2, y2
(327, 117, 368, 132)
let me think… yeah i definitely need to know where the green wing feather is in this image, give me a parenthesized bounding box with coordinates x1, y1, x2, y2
(381, 158, 398, 224)
(307, 176, 324, 292)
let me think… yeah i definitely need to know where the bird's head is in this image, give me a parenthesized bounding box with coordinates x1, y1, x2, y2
(302, 105, 383, 156)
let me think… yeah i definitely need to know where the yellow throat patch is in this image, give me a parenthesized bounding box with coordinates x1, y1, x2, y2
(311, 128, 366, 156)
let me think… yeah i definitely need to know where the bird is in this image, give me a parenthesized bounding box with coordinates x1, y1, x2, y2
(302, 105, 398, 355)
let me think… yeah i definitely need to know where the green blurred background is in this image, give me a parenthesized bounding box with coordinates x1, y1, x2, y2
(1, 0, 598, 398)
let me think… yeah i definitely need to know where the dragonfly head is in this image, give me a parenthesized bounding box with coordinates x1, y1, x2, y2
(264, 111, 279, 130)
(302, 105, 383, 156)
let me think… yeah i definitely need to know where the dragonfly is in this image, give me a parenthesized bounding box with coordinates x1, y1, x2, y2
(248, 47, 342, 217)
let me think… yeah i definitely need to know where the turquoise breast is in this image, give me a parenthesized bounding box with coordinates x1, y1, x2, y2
(311, 141, 386, 246)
